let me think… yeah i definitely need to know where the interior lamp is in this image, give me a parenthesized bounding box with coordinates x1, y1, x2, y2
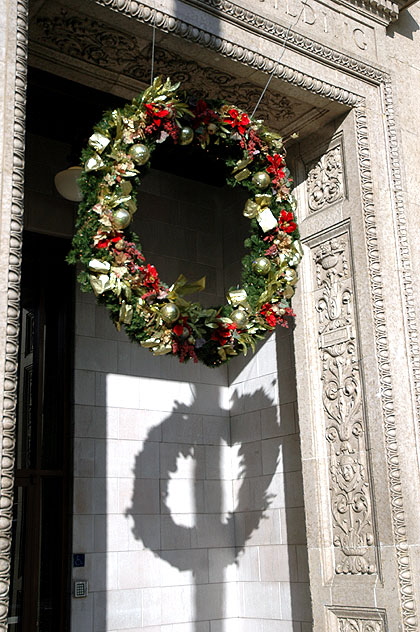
(54, 166, 83, 202)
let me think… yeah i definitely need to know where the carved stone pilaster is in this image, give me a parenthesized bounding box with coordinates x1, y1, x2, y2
(0, 1, 27, 629)
(314, 233, 376, 575)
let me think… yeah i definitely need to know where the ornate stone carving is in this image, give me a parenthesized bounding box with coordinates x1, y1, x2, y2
(173, 0, 387, 84)
(340, 0, 405, 23)
(314, 234, 376, 575)
(338, 619, 384, 632)
(0, 1, 28, 629)
(355, 102, 417, 629)
(306, 144, 344, 212)
(96, 0, 361, 107)
(328, 606, 388, 632)
(32, 8, 294, 128)
(383, 79, 420, 439)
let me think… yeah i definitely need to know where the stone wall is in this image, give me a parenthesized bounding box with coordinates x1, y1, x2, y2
(71, 167, 311, 631)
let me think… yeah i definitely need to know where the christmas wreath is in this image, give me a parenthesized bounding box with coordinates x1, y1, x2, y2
(68, 77, 303, 367)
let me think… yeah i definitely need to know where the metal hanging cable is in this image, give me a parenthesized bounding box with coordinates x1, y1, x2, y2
(251, 5, 305, 119)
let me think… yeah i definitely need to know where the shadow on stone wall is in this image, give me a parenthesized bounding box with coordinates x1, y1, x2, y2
(125, 381, 309, 628)
(126, 387, 278, 627)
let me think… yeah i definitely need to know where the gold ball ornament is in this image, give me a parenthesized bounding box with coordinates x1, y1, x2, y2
(129, 144, 150, 165)
(231, 309, 248, 329)
(252, 256, 271, 276)
(112, 208, 131, 230)
(207, 123, 218, 135)
(160, 303, 180, 324)
(252, 171, 271, 190)
(179, 127, 194, 146)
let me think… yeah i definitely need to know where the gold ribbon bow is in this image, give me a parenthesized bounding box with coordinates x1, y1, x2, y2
(243, 194, 277, 233)
(88, 132, 111, 153)
(85, 154, 105, 172)
(227, 288, 251, 312)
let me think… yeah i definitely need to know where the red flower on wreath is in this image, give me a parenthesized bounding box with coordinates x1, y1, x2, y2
(96, 235, 124, 249)
(173, 323, 184, 337)
(278, 209, 297, 234)
(211, 322, 237, 346)
(172, 338, 198, 363)
(144, 103, 171, 129)
(139, 263, 162, 297)
(223, 108, 250, 135)
(193, 100, 219, 126)
(242, 127, 265, 157)
(266, 153, 286, 186)
(260, 303, 295, 328)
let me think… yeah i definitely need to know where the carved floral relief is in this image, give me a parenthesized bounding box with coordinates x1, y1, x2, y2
(338, 617, 385, 632)
(306, 145, 344, 212)
(314, 234, 376, 575)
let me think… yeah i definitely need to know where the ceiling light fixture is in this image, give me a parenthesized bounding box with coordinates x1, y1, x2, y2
(54, 166, 83, 202)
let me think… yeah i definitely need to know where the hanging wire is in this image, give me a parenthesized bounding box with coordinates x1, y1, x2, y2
(251, 5, 305, 118)
(150, 18, 156, 85)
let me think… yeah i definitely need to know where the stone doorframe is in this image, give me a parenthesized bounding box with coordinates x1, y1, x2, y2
(1, 0, 420, 630)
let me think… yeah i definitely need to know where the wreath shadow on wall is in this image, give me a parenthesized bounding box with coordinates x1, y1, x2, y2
(125, 385, 282, 624)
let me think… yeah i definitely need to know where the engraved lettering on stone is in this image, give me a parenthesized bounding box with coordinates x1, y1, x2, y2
(315, 236, 376, 575)
(353, 28, 368, 51)
(306, 146, 344, 212)
(338, 618, 384, 632)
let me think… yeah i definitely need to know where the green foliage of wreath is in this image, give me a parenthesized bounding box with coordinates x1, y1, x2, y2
(68, 77, 303, 367)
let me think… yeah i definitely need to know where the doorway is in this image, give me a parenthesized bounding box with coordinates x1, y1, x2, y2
(8, 232, 73, 632)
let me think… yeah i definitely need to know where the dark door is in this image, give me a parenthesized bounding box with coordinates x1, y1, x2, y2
(8, 232, 73, 632)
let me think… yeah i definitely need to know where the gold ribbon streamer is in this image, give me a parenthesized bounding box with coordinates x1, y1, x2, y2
(89, 274, 112, 296)
(119, 302, 133, 324)
(168, 274, 206, 298)
(232, 157, 253, 182)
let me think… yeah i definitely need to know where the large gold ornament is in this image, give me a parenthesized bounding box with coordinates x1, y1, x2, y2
(129, 144, 150, 165)
(252, 171, 271, 189)
(252, 257, 271, 275)
(179, 127, 194, 145)
(113, 208, 131, 230)
(231, 309, 249, 328)
(160, 303, 180, 324)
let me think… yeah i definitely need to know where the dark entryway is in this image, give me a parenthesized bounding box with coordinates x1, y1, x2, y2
(8, 233, 73, 632)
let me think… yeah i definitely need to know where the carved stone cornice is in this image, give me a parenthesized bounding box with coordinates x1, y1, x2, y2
(183, 0, 403, 29)
(96, 0, 361, 106)
(30, 8, 298, 130)
(340, 0, 407, 22)
(172, 0, 388, 80)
